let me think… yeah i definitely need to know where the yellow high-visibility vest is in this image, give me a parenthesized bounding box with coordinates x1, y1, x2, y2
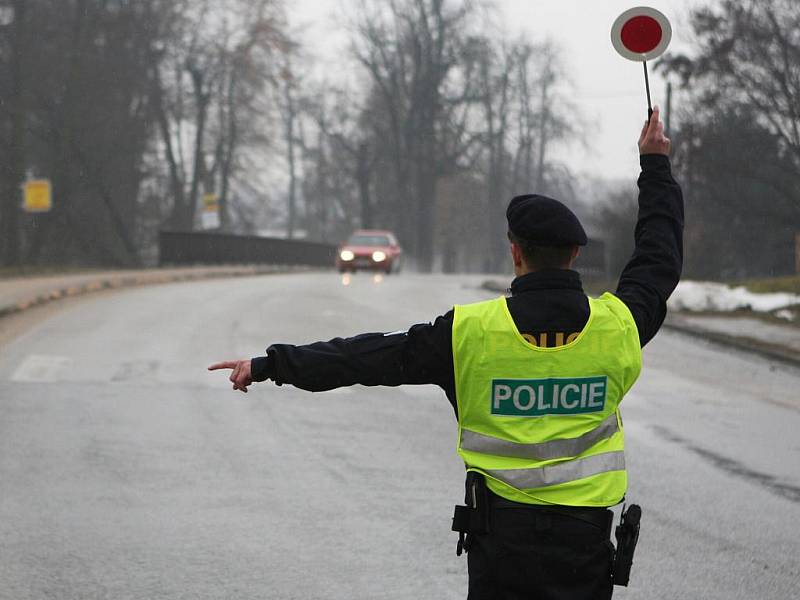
(453, 293, 642, 507)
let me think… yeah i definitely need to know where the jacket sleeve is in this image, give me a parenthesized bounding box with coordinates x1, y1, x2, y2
(615, 154, 684, 347)
(250, 310, 455, 393)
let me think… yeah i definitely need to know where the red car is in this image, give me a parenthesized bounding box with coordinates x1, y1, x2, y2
(337, 230, 403, 274)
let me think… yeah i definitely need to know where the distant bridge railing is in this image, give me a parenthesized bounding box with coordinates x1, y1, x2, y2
(158, 230, 337, 268)
(574, 238, 607, 280)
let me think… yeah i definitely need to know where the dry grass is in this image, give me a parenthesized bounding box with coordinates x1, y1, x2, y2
(735, 275, 800, 295)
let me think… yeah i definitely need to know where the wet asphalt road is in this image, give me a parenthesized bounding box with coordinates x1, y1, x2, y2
(0, 272, 798, 599)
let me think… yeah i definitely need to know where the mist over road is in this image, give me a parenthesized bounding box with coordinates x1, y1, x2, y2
(1, 273, 798, 599)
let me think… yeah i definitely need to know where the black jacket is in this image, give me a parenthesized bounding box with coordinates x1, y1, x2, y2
(251, 154, 683, 416)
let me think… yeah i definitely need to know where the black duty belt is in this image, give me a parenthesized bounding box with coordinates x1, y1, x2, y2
(452, 474, 614, 556)
(489, 492, 614, 532)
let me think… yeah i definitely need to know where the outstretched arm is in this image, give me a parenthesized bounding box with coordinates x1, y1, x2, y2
(615, 106, 684, 347)
(208, 312, 455, 394)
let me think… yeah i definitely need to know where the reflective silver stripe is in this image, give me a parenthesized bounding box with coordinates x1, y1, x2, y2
(485, 451, 626, 489)
(460, 413, 619, 461)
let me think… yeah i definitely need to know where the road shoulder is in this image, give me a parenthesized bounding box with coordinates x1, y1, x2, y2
(0, 265, 308, 349)
(0, 265, 304, 320)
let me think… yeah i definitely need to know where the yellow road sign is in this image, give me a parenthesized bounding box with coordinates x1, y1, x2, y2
(23, 179, 52, 213)
(202, 193, 219, 213)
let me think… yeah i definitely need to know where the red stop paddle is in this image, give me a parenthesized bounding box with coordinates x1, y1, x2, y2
(611, 7, 672, 120)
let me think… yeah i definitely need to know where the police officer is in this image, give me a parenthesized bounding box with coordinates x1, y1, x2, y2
(209, 106, 682, 599)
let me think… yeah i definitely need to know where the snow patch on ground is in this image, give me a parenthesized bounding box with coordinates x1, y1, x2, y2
(668, 281, 800, 313)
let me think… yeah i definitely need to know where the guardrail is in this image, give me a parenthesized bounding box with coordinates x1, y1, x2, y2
(158, 231, 337, 267)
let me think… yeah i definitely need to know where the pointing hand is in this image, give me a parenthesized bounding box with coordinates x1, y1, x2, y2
(208, 359, 253, 393)
(638, 106, 671, 156)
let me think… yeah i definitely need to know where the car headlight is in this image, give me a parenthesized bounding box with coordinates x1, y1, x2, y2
(340, 250, 355, 261)
(372, 251, 387, 262)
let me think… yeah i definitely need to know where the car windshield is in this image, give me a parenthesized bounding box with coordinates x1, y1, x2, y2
(347, 235, 391, 246)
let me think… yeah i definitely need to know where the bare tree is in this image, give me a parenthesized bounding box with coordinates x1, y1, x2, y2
(152, 0, 285, 233)
(309, 86, 380, 231)
(209, 9, 283, 232)
(462, 35, 514, 272)
(511, 40, 575, 196)
(297, 102, 362, 243)
(464, 36, 577, 271)
(277, 53, 300, 238)
(351, 0, 475, 271)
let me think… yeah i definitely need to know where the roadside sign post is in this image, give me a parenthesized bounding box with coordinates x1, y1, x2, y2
(22, 179, 52, 213)
(201, 193, 220, 230)
(611, 7, 673, 121)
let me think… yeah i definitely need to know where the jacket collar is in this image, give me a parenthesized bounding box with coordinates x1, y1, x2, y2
(509, 269, 584, 295)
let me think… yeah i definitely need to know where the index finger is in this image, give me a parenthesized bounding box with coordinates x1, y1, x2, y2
(208, 361, 238, 371)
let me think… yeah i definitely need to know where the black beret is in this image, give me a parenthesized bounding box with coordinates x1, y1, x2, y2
(506, 194, 587, 246)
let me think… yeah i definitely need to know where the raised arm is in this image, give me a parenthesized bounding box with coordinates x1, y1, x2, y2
(615, 106, 685, 347)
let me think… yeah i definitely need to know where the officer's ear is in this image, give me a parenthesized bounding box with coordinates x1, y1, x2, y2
(568, 246, 580, 267)
(510, 241, 524, 269)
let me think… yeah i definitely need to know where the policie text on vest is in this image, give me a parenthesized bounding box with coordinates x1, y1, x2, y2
(491, 376, 608, 417)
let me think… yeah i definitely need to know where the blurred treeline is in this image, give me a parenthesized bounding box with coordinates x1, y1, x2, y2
(0, 0, 286, 267)
(0, 0, 578, 272)
(1, 0, 798, 279)
(660, 0, 800, 280)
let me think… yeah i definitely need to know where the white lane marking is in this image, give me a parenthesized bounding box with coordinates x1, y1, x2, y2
(111, 360, 160, 382)
(11, 354, 72, 382)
